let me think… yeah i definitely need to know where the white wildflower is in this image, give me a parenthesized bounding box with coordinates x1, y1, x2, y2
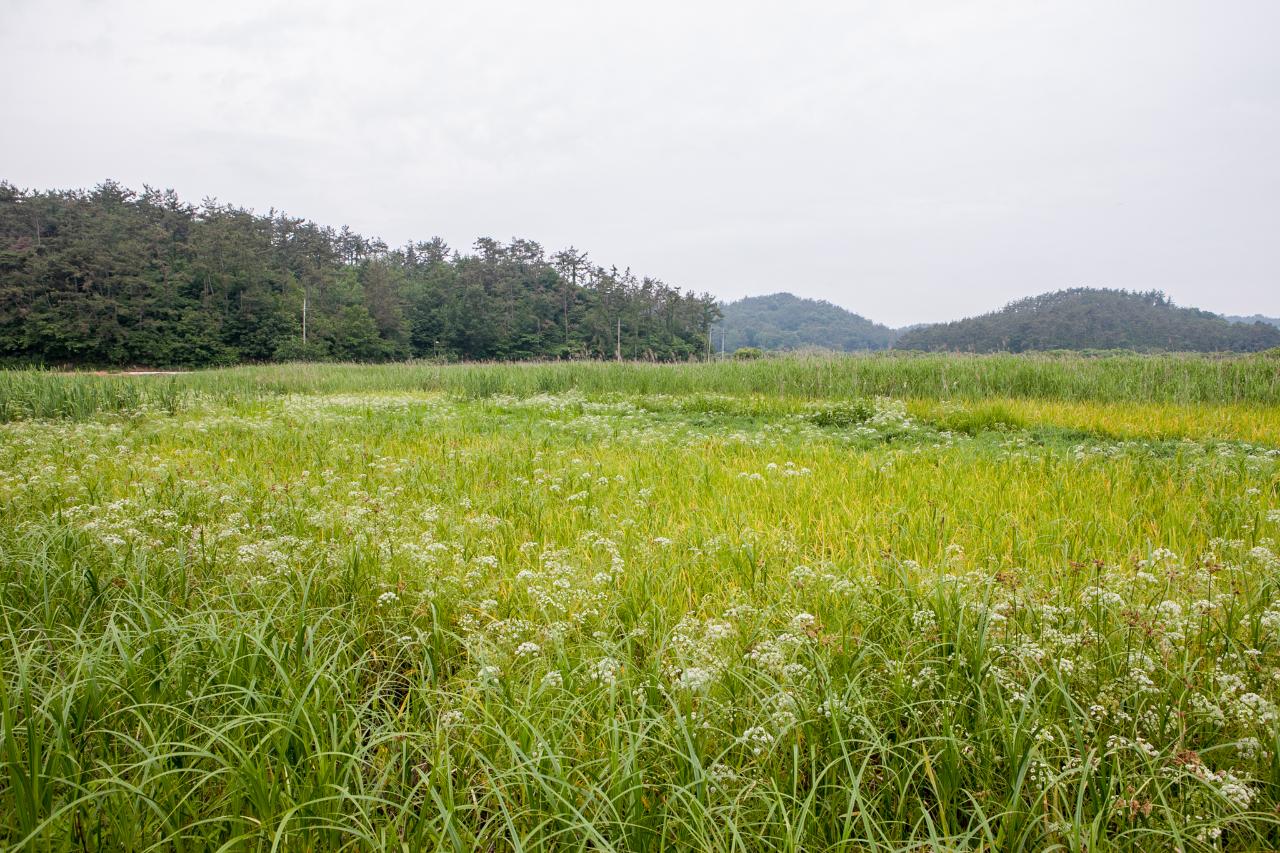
(477, 665, 502, 688)
(592, 657, 621, 686)
(742, 726, 775, 756)
(675, 667, 715, 692)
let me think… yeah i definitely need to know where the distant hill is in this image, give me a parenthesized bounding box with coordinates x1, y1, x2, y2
(895, 288, 1280, 353)
(1225, 314, 1280, 329)
(715, 293, 896, 352)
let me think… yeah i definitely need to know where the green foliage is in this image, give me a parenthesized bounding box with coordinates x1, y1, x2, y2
(807, 399, 874, 427)
(716, 292, 896, 352)
(0, 182, 720, 367)
(929, 402, 1027, 434)
(897, 288, 1280, 353)
(272, 337, 331, 362)
(732, 346, 764, 360)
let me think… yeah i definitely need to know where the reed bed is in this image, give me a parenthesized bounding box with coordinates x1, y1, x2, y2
(2, 350, 1279, 422)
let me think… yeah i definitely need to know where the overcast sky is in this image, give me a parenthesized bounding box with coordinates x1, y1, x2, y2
(2, 1, 1277, 326)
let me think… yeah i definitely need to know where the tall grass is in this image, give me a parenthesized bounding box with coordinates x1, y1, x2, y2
(3, 351, 1279, 422)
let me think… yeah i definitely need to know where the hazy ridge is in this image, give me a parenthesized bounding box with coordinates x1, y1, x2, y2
(720, 289, 1280, 354)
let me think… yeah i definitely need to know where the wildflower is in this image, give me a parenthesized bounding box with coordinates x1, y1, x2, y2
(1217, 774, 1256, 809)
(782, 662, 809, 682)
(742, 726, 775, 756)
(1249, 545, 1279, 568)
(911, 665, 939, 690)
(819, 697, 850, 719)
(675, 666, 715, 692)
(1236, 736, 1268, 761)
(515, 641, 541, 657)
(705, 620, 734, 641)
(1106, 735, 1160, 759)
(377, 590, 399, 606)
(1235, 692, 1277, 725)
(790, 612, 818, 633)
(592, 657, 621, 686)
(1146, 547, 1180, 567)
(707, 761, 738, 784)
(911, 609, 937, 632)
(1081, 586, 1124, 608)
(1259, 607, 1280, 635)
(540, 670, 564, 690)
(1128, 668, 1158, 693)
(788, 565, 815, 586)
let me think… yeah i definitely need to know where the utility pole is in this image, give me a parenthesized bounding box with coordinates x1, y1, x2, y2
(720, 328, 725, 356)
(616, 317, 622, 361)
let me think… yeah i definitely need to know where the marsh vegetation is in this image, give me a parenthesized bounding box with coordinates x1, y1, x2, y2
(2, 354, 1279, 850)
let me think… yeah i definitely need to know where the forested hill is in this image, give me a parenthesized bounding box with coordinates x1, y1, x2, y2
(895, 289, 1280, 353)
(1226, 314, 1280, 329)
(0, 182, 719, 367)
(715, 292, 897, 351)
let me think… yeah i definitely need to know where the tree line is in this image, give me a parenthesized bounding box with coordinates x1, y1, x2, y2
(0, 182, 721, 366)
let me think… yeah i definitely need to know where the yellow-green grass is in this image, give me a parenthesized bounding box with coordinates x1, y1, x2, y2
(909, 398, 1280, 447)
(2, 374, 1280, 850)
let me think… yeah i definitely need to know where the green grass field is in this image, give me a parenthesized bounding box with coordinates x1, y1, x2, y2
(3, 355, 1280, 850)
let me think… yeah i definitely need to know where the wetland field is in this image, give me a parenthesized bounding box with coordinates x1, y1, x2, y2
(2, 353, 1280, 851)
